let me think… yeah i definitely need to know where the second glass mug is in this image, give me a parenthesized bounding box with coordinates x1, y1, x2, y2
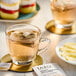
(6, 24, 49, 65)
(50, 0, 76, 28)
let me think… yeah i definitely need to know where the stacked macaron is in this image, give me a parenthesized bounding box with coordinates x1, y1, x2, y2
(0, 0, 20, 19)
(20, 0, 36, 13)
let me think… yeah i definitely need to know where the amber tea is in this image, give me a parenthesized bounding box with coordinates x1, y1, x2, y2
(51, 0, 76, 27)
(6, 24, 41, 65)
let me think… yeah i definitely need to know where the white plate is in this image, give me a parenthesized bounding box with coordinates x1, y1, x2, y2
(56, 37, 76, 65)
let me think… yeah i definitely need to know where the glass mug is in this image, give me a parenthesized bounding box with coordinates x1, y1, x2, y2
(6, 24, 50, 65)
(50, 0, 76, 28)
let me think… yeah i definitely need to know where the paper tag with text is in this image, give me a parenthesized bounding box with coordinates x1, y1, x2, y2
(0, 63, 11, 71)
(33, 63, 66, 76)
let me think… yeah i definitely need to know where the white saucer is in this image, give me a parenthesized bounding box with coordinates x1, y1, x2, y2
(56, 37, 76, 65)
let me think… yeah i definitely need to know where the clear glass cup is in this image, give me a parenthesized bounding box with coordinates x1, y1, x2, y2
(6, 24, 50, 65)
(50, 0, 76, 28)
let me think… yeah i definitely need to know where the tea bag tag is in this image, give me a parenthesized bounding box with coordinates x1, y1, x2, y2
(0, 63, 11, 71)
(33, 63, 66, 76)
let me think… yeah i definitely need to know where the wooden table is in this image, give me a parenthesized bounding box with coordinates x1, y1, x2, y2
(0, 0, 76, 76)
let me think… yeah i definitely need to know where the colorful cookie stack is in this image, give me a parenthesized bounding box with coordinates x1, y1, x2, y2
(20, 0, 36, 13)
(0, 0, 37, 19)
(0, 0, 20, 19)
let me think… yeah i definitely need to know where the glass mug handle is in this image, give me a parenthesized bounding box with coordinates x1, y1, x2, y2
(38, 37, 50, 53)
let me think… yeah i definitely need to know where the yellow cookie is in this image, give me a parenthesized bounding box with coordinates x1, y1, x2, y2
(64, 42, 76, 50)
(60, 46, 76, 53)
(20, 5, 36, 13)
(1, 11, 19, 19)
(61, 51, 76, 58)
